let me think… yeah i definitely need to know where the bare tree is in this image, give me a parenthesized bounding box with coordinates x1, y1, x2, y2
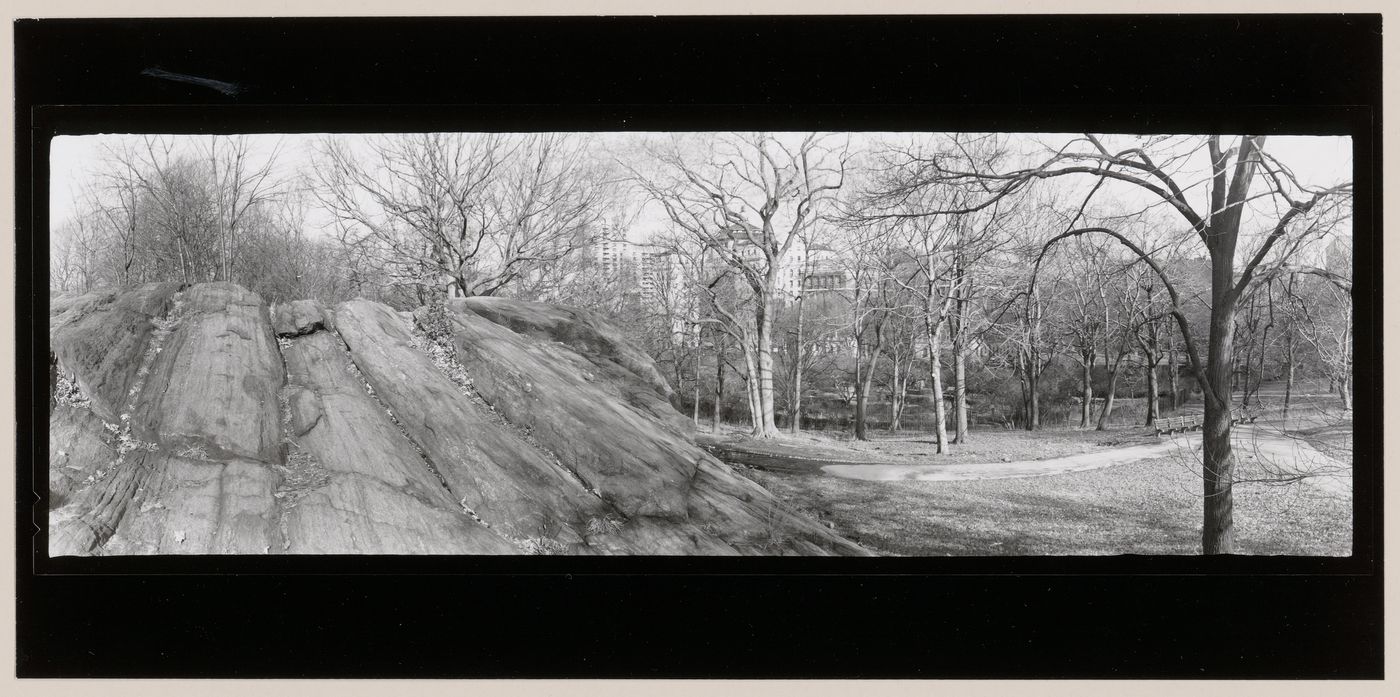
(203, 135, 284, 283)
(859, 134, 1014, 443)
(776, 266, 846, 433)
(1296, 237, 1354, 412)
(49, 216, 104, 292)
(1048, 239, 1108, 428)
(918, 133, 1352, 553)
(632, 133, 849, 437)
(314, 132, 618, 301)
(841, 237, 896, 442)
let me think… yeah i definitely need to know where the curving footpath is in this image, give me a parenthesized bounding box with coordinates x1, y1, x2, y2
(821, 438, 1199, 482)
(707, 423, 1349, 495)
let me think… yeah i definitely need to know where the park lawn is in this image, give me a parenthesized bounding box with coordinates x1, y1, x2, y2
(744, 448, 1352, 557)
(702, 424, 1149, 471)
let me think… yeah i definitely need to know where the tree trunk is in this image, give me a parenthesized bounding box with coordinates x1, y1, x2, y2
(754, 299, 779, 437)
(892, 371, 910, 432)
(1339, 310, 1353, 410)
(1254, 319, 1271, 405)
(741, 345, 762, 435)
(712, 342, 725, 434)
(952, 324, 969, 442)
(1240, 343, 1253, 408)
(1201, 396, 1236, 554)
(854, 325, 884, 442)
(1144, 349, 1160, 426)
(928, 323, 949, 453)
(1097, 363, 1121, 431)
(1282, 333, 1294, 419)
(693, 347, 702, 427)
(854, 376, 870, 442)
(889, 358, 903, 432)
(789, 291, 806, 434)
(1079, 352, 1094, 428)
(177, 238, 190, 284)
(951, 265, 969, 444)
(1168, 340, 1180, 411)
(1015, 352, 1029, 429)
(789, 365, 804, 433)
(1201, 247, 1242, 554)
(1027, 367, 1040, 431)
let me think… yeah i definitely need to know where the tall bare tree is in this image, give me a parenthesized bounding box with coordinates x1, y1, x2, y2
(314, 132, 618, 300)
(919, 133, 1351, 553)
(632, 133, 848, 437)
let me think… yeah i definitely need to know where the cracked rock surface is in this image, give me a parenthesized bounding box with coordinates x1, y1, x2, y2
(47, 282, 869, 556)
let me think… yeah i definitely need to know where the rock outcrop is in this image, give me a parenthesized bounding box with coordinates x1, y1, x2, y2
(49, 282, 181, 422)
(46, 282, 869, 556)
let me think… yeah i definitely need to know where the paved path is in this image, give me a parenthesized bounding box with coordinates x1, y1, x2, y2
(704, 421, 1350, 492)
(1230, 424, 1351, 496)
(819, 424, 1349, 494)
(820, 438, 1198, 482)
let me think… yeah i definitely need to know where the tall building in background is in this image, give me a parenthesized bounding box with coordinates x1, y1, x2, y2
(587, 225, 852, 327)
(801, 243, 846, 292)
(594, 238, 642, 276)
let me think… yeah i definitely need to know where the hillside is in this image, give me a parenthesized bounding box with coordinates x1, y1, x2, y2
(47, 282, 868, 556)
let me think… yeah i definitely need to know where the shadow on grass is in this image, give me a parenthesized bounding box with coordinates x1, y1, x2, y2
(745, 457, 1351, 557)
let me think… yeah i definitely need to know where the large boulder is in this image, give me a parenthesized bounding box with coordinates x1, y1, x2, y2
(456, 297, 676, 402)
(49, 282, 182, 422)
(445, 304, 698, 518)
(278, 326, 517, 554)
(102, 455, 282, 555)
(47, 283, 869, 556)
(447, 298, 869, 556)
(334, 299, 609, 547)
(271, 299, 332, 337)
(48, 406, 113, 509)
(131, 283, 284, 464)
(51, 449, 282, 557)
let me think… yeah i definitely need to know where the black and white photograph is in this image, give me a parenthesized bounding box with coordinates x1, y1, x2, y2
(12, 10, 1384, 683)
(45, 130, 1356, 557)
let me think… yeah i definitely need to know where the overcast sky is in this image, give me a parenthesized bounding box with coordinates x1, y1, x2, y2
(50, 132, 1354, 244)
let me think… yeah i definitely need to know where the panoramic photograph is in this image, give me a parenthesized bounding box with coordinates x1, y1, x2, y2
(46, 131, 1354, 557)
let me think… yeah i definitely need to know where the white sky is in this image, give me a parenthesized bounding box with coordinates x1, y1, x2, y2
(50, 132, 1353, 244)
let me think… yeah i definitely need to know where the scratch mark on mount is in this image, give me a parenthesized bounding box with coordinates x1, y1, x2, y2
(141, 68, 244, 96)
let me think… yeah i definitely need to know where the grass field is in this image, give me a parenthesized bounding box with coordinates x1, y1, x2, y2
(745, 447, 1352, 556)
(715, 382, 1353, 556)
(700, 423, 1152, 472)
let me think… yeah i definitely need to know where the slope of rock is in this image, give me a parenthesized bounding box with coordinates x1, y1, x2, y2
(444, 303, 700, 519)
(131, 282, 285, 464)
(457, 296, 676, 402)
(277, 324, 516, 554)
(47, 283, 869, 556)
(447, 299, 869, 556)
(48, 406, 113, 509)
(49, 282, 182, 422)
(335, 299, 611, 548)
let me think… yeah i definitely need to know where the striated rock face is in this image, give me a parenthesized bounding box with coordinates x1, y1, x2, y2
(47, 283, 869, 556)
(458, 297, 676, 402)
(445, 302, 698, 518)
(131, 282, 285, 464)
(49, 282, 182, 422)
(278, 324, 517, 554)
